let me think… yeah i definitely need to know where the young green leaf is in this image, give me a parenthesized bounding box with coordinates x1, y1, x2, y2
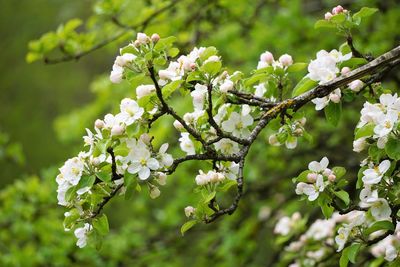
(181, 220, 197, 236)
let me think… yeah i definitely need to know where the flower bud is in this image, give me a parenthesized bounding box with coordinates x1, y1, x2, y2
(134, 40, 141, 47)
(307, 173, 317, 183)
(140, 133, 152, 144)
(156, 172, 167, 185)
(299, 117, 307, 126)
(329, 93, 341, 103)
(293, 128, 303, 136)
(323, 168, 332, 176)
(348, 80, 364, 92)
(184, 206, 196, 217)
(91, 157, 101, 166)
(260, 51, 274, 64)
(95, 119, 105, 129)
(151, 33, 160, 43)
(150, 186, 161, 199)
(341, 67, 351, 75)
(136, 32, 148, 44)
(328, 174, 336, 182)
(268, 134, 280, 146)
(279, 54, 293, 67)
(324, 12, 333, 20)
(219, 80, 234, 93)
(173, 120, 184, 131)
(332, 5, 344, 15)
(136, 84, 156, 99)
(111, 125, 124, 136)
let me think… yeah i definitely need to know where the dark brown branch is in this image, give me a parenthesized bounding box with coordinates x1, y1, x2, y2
(90, 184, 123, 218)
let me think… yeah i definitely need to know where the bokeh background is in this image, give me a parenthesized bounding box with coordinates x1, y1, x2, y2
(0, 0, 399, 266)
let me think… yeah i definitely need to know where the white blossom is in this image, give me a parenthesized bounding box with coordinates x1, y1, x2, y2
(362, 160, 391, 185)
(179, 132, 195, 155)
(127, 139, 159, 180)
(221, 105, 254, 138)
(136, 84, 155, 99)
(74, 223, 92, 248)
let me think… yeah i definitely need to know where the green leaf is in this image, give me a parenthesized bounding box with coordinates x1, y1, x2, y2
(219, 180, 237, 192)
(77, 175, 96, 190)
(200, 47, 218, 61)
(357, 166, 367, 189)
(93, 214, 109, 235)
(287, 63, 307, 73)
(292, 77, 317, 97)
(168, 47, 180, 57)
(162, 80, 183, 98)
(331, 13, 346, 24)
(355, 123, 374, 139)
(340, 243, 362, 267)
(324, 102, 342, 126)
(314, 20, 335, 29)
(181, 220, 197, 235)
(153, 36, 177, 52)
(333, 167, 346, 178)
(364, 220, 394, 236)
(385, 136, 400, 160)
(368, 144, 385, 162)
(333, 190, 350, 206)
(201, 61, 222, 76)
(203, 191, 216, 204)
(96, 171, 111, 183)
(353, 7, 378, 22)
(93, 139, 110, 157)
(296, 170, 311, 183)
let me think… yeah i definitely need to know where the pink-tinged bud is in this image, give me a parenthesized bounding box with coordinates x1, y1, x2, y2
(324, 12, 333, 20)
(151, 33, 160, 43)
(332, 5, 344, 15)
(136, 32, 148, 44)
(328, 174, 336, 182)
(190, 63, 196, 70)
(323, 168, 332, 176)
(329, 93, 341, 103)
(341, 67, 351, 75)
(111, 125, 124, 136)
(348, 80, 364, 92)
(134, 40, 141, 47)
(279, 54, 293, 67)
(307, 173, 318, 183)
(95, 119, 105, 129)
(260, 51, 274, 64)
(173, 120, 184, 131)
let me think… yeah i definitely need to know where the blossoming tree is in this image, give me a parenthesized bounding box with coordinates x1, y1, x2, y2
(27, 2, 400, 266)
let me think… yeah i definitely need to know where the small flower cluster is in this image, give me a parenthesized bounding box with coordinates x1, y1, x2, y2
(269, 117, 307, 149)
(324, 5, 348, 20)
(56, 94, 173, 247)
(295, 157, 336, 201)
(371, 222, 400, 262)
(308, 50, 352, 110)
(110, 32, 160, 84)
(257, 51, 293, 70)
(274, 212, 302, 235)
(354, 93, 400, 151)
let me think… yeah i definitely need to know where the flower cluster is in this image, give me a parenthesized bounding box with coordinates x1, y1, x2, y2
(324, 5, 348, 20)
(110, 32, 160, 84)
(354, 93, 400, 151)
(371, 223, 400, 262)
(269, 117, 307, 149)
(295, 157, 336, 201)
(257, 51, 293, 70)
(274, 212, 302, 235)
(56, 93, 173, 247)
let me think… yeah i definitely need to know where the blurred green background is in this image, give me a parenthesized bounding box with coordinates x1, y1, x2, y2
(0, 0, 399, 266)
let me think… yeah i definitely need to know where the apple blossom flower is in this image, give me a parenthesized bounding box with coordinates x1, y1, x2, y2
(136, 84, 155, 99)
(158, 143, 173, 168)
(110, 64, 124, 83)
(214, 138, 240, 154)
(362, 160, 391, 185)
(348, 79, 364, 92)
(279, 54, 293, 67)
(127, 140, 160, 180)
(190, 83, 208, 111)
(221, 105, 254, 138)
(74, 223, 92, 248)
(184, 206, 196, 217)
(179, 132, 195, 155)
